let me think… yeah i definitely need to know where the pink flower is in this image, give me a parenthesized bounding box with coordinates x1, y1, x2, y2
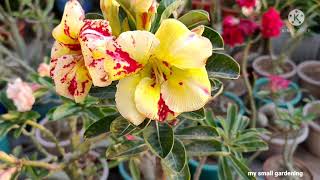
(37, 63, 50, 77)
(268, 75, 290, 92)
(222, 16, 258, 47)
(125, 135, 136, 141)
(6, 78, 35, 112)
(261, 7, 283, 38)
(236, 0, 256, 8)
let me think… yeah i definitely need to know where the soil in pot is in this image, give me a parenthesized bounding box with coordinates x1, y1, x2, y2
(253, 56, 296, 79)
(263, 155, 313, 180)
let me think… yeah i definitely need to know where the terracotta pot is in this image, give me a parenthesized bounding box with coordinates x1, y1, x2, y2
(257, 104, 309, 160)
(263, 155, 313, 180)
(304, 101, 320, 158)
(297, 61, 320, 98)
(252, 56, 297, 80)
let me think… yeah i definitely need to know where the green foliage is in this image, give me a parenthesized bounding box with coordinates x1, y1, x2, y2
(206, 53, 240, 79)
(106, 140, 148, 159)
(84, 113, 119, 138)
(178, 10, 210, 28)
(151, 0, 186, 32)
(202, 26, 224, 50)
(143, 121, 174, 158)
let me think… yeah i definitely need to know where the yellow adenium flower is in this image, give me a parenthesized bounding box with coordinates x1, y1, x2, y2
(95, 19, 213, 125)
(100, 0, 157, 36)
(50, 0, 118, 102)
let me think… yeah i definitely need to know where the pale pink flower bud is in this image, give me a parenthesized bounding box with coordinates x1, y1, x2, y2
(37, 63, 50, 77)
(6, 78, 35, 112)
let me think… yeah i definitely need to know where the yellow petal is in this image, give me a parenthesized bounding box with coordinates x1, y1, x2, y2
(50, 41, 81, 77)
(100, 0, 122, 36)
(79, 20, 113, 87)
(155, 19, 212, 69)
(116, 74, 145, 125)
(52, 0, 85, 45)
(135, 0, 157, 30)
(161, 67, 211, 113)
(52, 55, 92, 103)
(134, 77, 160, 120)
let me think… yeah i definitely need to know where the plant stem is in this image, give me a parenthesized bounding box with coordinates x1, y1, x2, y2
(242, 40, 257, 128)
(193, 156, 207, 180)
(0, 151, 60, 170)
(26, 120, 65, 156)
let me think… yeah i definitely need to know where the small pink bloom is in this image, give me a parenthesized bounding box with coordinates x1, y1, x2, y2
(37, 63, 50, 77)
(6, 78, 35, 112)
(125, 135, 136, 141)
(236, 0, 256, 8)
(268, 75, 290, 92)
(261, 7, 283, 38)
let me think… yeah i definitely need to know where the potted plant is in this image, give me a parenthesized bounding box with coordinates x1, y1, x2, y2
(188, 104, 268, 180)
(304, 101, 320, 157)
(253, 76, 302, 108)
(257, 104, 309, 159)
(262, 105, 314, 180)
(297, 61, 320, 99)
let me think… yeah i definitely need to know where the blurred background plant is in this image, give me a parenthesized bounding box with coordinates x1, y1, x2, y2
(0, 0, 55, 80)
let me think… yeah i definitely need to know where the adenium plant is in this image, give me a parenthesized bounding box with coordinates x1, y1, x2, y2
(0, 0, 268, 179)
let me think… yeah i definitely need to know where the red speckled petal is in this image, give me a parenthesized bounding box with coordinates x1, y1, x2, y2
(52, 0, 85, 45)
(79, 20, 113, 87)
(52, 55, 92, 103)
(50, 41, 82, 77)
(102, 31, 158, 81)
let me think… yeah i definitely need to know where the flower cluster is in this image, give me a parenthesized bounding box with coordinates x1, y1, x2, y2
(50, 0, 213, 125)
(222, 16, 258, 47)
(222, 6, 283, 46)
(261, 7, 283, 38)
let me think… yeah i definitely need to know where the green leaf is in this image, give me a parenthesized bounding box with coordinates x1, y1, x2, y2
(106, 140, 148, 159)
(184, 140, 229, 156)
(210, 78, 224, 98)
(180, 108, 205, 121)
(206, 52, 240, 79)
(226, 104, 238, 136)
(84, 114, 119, 138)
(218, 157, 233, 180)
(175, 126, 219, 141)
(0, 121, 17, 136)
(52, 103, 81, 121)
(204, 108, 217, 127)
(85, 13, 104, 19)
(178, 10, 209, 28)
(129, 159, 141, 180)
(111, 116, 137, 138)
(163, 161, 190, 180)
(162, 139, 186, 172)
(203, 26, 224, 50)
(228, 155, 255, 180)
(151, 0, 186, 32)
(0, 91, 15, 110)
(89, 82, 117, 99)
(85, 107, 117, 121)
(143, 121, 174, 158)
